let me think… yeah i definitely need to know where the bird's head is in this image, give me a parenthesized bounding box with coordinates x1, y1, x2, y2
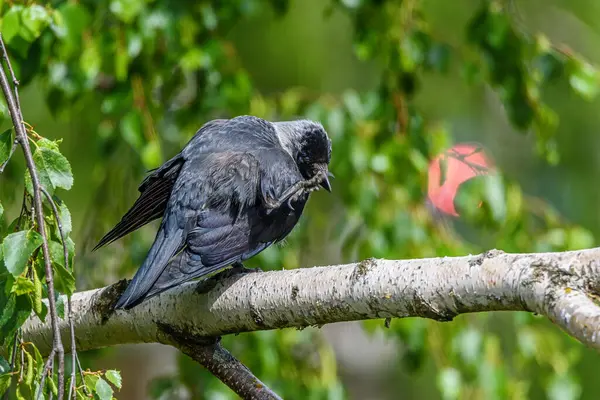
(274, 119, 333, 192)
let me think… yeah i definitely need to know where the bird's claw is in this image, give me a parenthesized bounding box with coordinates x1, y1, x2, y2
(265, 170, 327, 212)
(231, 262, 262, 274)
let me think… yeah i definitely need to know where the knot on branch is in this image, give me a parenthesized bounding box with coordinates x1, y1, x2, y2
(92, 279, 130, 324)
(350, 258, 377, 282)
(411, 292, 457, 322)
(468, 248, 505, 267)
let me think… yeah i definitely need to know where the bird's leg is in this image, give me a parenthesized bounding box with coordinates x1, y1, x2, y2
(231, 261, 262, 274)
(198, 262, 263, 293)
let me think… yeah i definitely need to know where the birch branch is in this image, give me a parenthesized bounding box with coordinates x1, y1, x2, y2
(19, 248, 600, 356)
(0, 34, 65, 399)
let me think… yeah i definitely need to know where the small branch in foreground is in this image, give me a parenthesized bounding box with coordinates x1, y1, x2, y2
(161, 330, 281, 400)
(0, 34, 65, 399)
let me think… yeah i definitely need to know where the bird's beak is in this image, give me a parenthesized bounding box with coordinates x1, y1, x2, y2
(319, 167, 333, 192)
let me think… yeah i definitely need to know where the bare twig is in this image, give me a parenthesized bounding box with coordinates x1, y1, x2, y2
(172, 336, 282, 400)
(37, 349, 56, 400)
(0, 34, 65, 399)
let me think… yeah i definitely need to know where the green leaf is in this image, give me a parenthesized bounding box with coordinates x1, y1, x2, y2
(569, 60, 600, 100)
(2, 230, 43, 277)
(0, 375, 10, 397)
(115, 41, 129, 81)
(24, 350, 33, 387)
(83, 371, 98, 390)
(0, 248, 6, 281)
(148, 377, 176, 399)
(484, 173, 506, 223)
(567, 227, 595, 250)
(453, 328, 483, 368)
(437, 368, 462, 400)
(1, 294, 32, 346)
(0, 356, 9, 374)
(0, 292, 16, 330)
(26, 146, 74, 194)
(2, 6, 22, 44)
(548, 373, 582, 400)
(109, 0, 144, 24)
(49, 8, 66, 38)
(141, 141, 162, 170)
(120, 110, 144, 152)
(53, 260, 75, 296)
(55, 293, 65, 319)
(49, 238, 74, 273)
(49, 240, 67, 267)
(46, 374, 57, 396)
(11, 276, 35, 296)
(105, 370, 122, 389)
(32, 263, 43, 318)
(0, 100, 7, 124)
(21, 5, 51, 39)
(59, 202, 72, 237)
(0, 129, 12, 166)
(80, 39, 101, 82)
(95, 377, 113, 400)
(37, 138, 61, 152)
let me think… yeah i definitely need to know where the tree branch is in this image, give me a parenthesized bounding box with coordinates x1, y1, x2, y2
(162, 333, 282, 400)
(0, 34, 65, 399)
(18, 248, 600, 357)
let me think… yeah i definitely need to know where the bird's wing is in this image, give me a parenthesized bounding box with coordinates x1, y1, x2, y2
(116, 148, 304, 308)
(92, 154, 184, 250)
(93, 119, 228, 251)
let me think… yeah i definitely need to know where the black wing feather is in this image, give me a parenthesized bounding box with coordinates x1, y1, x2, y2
(92, 154, 184, 250)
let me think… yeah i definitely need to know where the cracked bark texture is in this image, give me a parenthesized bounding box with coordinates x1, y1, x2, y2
(17, 248, 600, 357)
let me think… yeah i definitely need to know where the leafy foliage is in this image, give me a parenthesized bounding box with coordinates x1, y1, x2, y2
(0, 0, 599, 398)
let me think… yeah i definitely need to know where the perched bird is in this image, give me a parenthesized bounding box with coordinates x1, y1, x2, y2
(94, 115, 332, 309)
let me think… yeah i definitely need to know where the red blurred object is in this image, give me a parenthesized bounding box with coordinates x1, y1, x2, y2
(427, 143, 493, 217)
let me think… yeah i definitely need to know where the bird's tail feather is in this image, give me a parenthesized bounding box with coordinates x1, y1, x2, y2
(114, 216, 185, 309)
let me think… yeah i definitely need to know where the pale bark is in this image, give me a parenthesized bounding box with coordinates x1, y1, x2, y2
(18, 248, 600, 356)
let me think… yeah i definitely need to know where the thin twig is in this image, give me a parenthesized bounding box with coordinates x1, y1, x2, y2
(40, 188, 88, 399)
(19, 338, 24, 382)
(75, 354, 87, 397)
(37, 349, 56, 400)
(0, 34, 65, 399)
(173, 337, 282, 400)
(14, 189, 28, 231)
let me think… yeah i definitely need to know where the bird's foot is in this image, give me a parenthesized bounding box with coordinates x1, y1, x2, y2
(231, 262, 262, 274)
(265, 171, 326, 211)
(197, 263, 263, 294)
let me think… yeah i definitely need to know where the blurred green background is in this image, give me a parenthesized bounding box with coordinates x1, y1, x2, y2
(2, 0, 600, 398)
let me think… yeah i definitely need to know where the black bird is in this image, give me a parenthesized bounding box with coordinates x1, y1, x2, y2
(94, 115, 332, 309)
